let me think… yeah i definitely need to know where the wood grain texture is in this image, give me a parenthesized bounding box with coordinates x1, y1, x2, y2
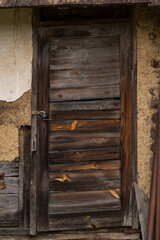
(0, 160, 19, 227)
(0, 194, 18, 227)
(49, 110, 120, 120)
(50, 119, 120, 131)
(49, 169, 120, 183)
(49, 148, 120, 163)
(37, 27, 50, 231)
(48, 23, 121, 39)
(50, 136, 120, 151)
(0, 161, 19, 177)
(120, 23, 132, 226)
(50, 160, 120, 172)
(49, 190, 121, 213)
(49, 210, 121, 231)
(50, 99, 120, 111)
(49, 85, 120, 101)
(19, 126, 31, 228)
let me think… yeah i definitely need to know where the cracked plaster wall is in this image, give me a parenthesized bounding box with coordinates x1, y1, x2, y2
(0, 8, 32, 162)
(137, 7, 160, 196)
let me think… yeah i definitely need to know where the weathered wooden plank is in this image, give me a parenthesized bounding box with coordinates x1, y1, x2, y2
(0, 194, 18, 227)
(0, 161, 19, 177)
(50, 74, 120, 89)
(49, 210, 121, 231)
(0, 228, 29, 236)
(50, 160, 120, 172)
(120, 23, 132, 226)
(51, 47, 119, 61)
(0, 177, 18, 194)
(50, 119, 120, 131)
(49, 110, 120, 120)
(50, 55, 119, 70)
(49, 190, 120, 214)
(19, 126, 31, 228)
(50, 136, 120, 151)
(50, 131, 120, 142)
(48, 23, 121, 39)
(50, 85, 120, 101)
(30, 8, 40, 235)
(37, 27, 50, 231)
(50, 36, 119, 51)
(50, 99, 120, 111)
(50, 66, 119, 80)
(49, 148, 120, 163)
(49, 169, 120, 182)
(134, 183, 149, 240)
(50, 179, 120, 192)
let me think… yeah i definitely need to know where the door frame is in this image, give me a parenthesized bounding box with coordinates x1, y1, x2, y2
(30, 7, 137, 235)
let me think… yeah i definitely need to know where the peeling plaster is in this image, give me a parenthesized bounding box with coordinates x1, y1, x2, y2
(0, 8, 32, 102)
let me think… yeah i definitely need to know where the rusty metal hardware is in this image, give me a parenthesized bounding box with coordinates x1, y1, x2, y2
(31, 110, 48, 119)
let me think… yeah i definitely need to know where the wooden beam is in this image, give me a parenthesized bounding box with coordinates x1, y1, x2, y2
(30, 8, 40, 236)
(134, 183, 149, 240)
(0, 0, 156, 7)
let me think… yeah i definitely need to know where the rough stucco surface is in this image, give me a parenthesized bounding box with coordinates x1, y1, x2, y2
(137, 7, 160, 196)
(0, 90, 31, 162)
(0, 8, 32, 102)
(0, 8, 32, 162)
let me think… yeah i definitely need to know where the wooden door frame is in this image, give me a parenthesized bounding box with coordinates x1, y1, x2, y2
(30, 7, 137, 236)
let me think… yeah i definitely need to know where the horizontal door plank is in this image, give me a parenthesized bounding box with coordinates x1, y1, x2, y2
(49, 110, 120, 120)
(49, 210, 121, 231)
(50, 36, 119, 51)
(51, 47, 119, 60)
(49, 169, 120, 182)
(50, 179, 120, 193)
(50, 99, 120, 111)
(49, 137, 120, 151)
(50, 56, 119, 70)
(50, 67, 120, 84)
(0, 194, 18, 227)
(49, 190, 121, 214)
(0, 177, 18, 194)
(50, 74, 120, 89)
(49, 131, 120, 151)
(50, 85, 120, 102)
(50, 119, 120, 132)
(50, 131, 120, 142)
(49, 23, 120, 39)
(50, 160, 120, 172)
(49, 148, 120, 164)
(0, 161, 19, 177)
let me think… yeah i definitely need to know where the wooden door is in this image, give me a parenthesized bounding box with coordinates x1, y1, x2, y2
(37, 22, 132, 232)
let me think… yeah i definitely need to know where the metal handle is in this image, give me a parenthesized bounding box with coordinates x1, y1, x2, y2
(31, 110, 48, 119)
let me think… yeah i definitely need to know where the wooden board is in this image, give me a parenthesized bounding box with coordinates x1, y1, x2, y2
(0, 194, 19, 226)
(50, 99, 120, 111)
(0, 160, 19, 227)
(49, 110, 120, 120)
(49, 210, 121, 231)
(49, 85, 120, 101)
(49, 190, 121, 214)
(50, 119, 120, 131)
(50, 36, 119, 51)
(49, 148, 120, 163)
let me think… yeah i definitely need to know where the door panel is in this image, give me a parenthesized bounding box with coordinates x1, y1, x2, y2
(37, 22, 132, 232)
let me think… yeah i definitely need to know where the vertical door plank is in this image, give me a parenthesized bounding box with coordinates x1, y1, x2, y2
(120, 23, 132, 226)
(37, 27, 50, 232)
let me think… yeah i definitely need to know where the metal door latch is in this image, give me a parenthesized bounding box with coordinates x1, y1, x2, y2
(31, 110, 47, 119)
